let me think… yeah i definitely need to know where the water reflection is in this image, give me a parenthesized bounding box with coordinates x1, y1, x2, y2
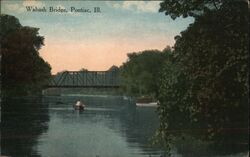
(165, 113, 249, 157)
(1, 96, 247, 157)
(37, 96, 162, 157)
(120, 106, 161, 155)
(1, 97, 49, 157)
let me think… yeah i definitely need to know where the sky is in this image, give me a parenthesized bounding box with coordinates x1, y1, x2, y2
(1, 0, 193, 74)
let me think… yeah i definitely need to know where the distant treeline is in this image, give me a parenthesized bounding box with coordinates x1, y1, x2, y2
(0, 14, 51, 96)
(119, 48, 170, 98)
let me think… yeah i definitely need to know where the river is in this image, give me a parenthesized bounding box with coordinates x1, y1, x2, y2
(1, 95, 163, 157)
(0, 96, 248, 157)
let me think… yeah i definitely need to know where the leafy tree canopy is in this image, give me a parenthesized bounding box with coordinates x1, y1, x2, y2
(159, 0, 248, 19)
(156, 1, 249, 154)
(1, 14, 51, 96)
(120, 49, 171, 97)
(108, 65, 119, 72)
(80, 68, 88, 72)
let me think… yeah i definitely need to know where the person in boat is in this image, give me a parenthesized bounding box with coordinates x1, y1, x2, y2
(74, 100, 85, 110)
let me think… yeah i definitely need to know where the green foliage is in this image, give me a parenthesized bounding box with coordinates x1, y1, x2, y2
(1, 14, 51, 96)
(159, 0, 238, 19)
(120, 49, 170, 97)
(108, 65, 119, 72)
(80, 68, 88, 71)
(157, 1, 249, 154)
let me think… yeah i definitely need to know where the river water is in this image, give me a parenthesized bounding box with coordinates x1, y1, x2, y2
(1, 96, 163, 157)
(1, 96, 248, 157)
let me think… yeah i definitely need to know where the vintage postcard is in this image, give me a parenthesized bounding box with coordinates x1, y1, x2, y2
(0, 0, 249, 157)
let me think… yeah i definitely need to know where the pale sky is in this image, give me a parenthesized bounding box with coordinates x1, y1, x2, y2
(1, 0, 193, 74)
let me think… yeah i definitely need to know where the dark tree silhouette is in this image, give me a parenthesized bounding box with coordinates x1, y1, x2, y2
(0, 14, 51, 96)
(156, 1, 249, 155)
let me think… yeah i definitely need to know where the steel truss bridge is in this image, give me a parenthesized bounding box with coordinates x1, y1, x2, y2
(47, 71, 120, 88)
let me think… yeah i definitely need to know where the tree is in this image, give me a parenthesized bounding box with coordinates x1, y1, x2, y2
(79, 68, 88, 72)
(159, 0, 247, 19)
(1, 14, 51, 96)
(108, 65, 119, 72)
(157, 1, 249, 155)
(120, 49, 169, 97)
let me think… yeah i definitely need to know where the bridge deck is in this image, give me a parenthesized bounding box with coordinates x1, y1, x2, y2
(46, 70, 120, 88)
